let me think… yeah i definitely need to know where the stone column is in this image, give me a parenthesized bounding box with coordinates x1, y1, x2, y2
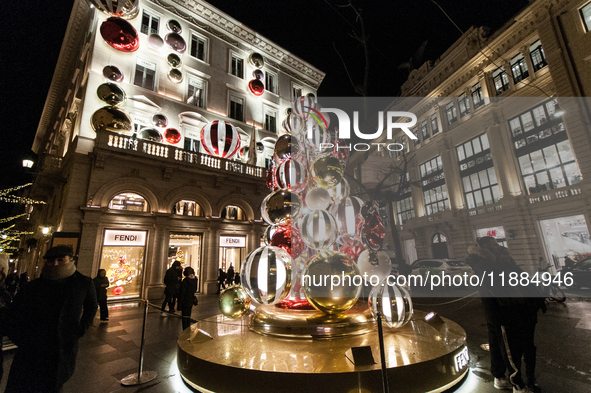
(79, 208, 104, 277)
(479, 71, 493, 105)
(486, 122, 523, 198)
(441, 135, 464, 210)
(146, 215, 170, 300)
(203, 220, 220, 294)
(521, 46, 536, 82)
(503, 61, 515, 91)
(465, 87, 475, 113)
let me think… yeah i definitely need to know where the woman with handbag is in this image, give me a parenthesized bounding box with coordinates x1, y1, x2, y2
(178, 267, 198, 330)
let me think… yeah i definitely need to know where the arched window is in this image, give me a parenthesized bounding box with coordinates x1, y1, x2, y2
(431, 233, 449, 259)
(220, 205, 245, 220)
(173, 200, 203, 216)
(108, 193, 149, 212)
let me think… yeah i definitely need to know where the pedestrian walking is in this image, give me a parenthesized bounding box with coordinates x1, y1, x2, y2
(226, 264, 235, 286)
(17, 272, 29, 293)
(178, 267, 198, 330)
(161, 260, 182, 315)
(1, 245, 97, 393)
(216, 268, 227, 294)
(93, 269, 110, 322)
(467, 237, 544, 393)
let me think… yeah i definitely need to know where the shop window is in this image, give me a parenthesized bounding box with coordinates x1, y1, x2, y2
(173, 200, 203, 216)
(134, 59, 156, 91)
(229, 95, 244, 121)
(190, 34, 207, 61)
(420, 156, 448, 215)
(582, 3, 591, 32)
(421, 120, 430, 140)
(231, 54, 243, 78)
(221, 205, 245, 220)
(458, 93, 470, 117)
(108, 193, 149, 212)
(169, 233, 202, 291)
(529, 40, 547, 71)
(265, 71, 277, 94)
(471, 82, 485, 109)
(475, 227, 507, 248)
(540, 215, 590, 273)
(493, 66, 510, 94)
(187, 77, 205, 108)
(141, 11, 159, 35)
(446, 102, 457, 124)
(511, 53, 529, 83)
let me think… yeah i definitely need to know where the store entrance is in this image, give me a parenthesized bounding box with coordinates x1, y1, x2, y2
(540, 215, 591, 272)
(168, 233, 202, 292)
(219, 235, 246, 284)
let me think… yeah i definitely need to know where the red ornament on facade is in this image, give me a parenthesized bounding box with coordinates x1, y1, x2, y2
(248, 79, 265, 96)
(100, 17, 139, 52)
(164, 128, 181, 144)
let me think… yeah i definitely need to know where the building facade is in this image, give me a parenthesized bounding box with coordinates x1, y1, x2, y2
(19, 0, 324, 299)
(353, 0, 591, 274)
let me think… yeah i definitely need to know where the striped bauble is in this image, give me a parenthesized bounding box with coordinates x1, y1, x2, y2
(292, 96, 316, 119)
(299, 210, 338, 251)
(281, 113, 305, 135)
(200, 120, 240, 159)
(368, 281, 413, 328)
(275, 159, 308, 193)
(330, 196, 365, 238)
(240, 245, 292, 305)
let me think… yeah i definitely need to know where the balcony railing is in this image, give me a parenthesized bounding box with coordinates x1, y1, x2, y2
(101, 131, 264, 178)
(528, 184, 582, 205)
(468, 201, 503, 217)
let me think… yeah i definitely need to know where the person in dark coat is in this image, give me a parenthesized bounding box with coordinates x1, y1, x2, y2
(216, 268, 227, 294)
(2, 245, 97, 393)
(178, 267, 198, 330)
(17, 272, 29, 293)
(161, 260, 183, 314)
(467, 237, 543, 393)
(226, 264, 235, 286)
(93, 269, 110, 322)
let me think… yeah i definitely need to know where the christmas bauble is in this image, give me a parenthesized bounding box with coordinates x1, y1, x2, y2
(147, 34, 165, 51)
(168, 69, 183, 83)
(253, 69, 264, 80)
(240, 246, 292, 305)
(138, 128, 163, 143)
(219, 285, 251, 319)
(265, 165, 278, 191)
(270, 225, 304, 259)
(102, 65, 124, 82)
(274, 135, 300, 161)
(305, 187, 332, 210)
(167, 19, 182, 33)
(302, 251, 361, 315)
(310, 156, 343, 188)
(164, 32, 186, 53)
(330, 196, 365, 238)
(275, 159, 307, 193)
(327, 178, 350, 202)
(91, 107, 133, 135)
(357, 250, 392, 284)
(164, 128, 181, 144)
(362, 210, 385, 251)
(200, 120, 241, 159)
(100, 17, 139, 52)
(292, 96, 316, 120)
(261, 190, 302, 225)
(87, 0, 139, 19)
(281, 113, 305, 135)
(248, 79, 265, 96)
(300, 210, 338, 250)
(152, 113, 168, 128)
(249, 52, 265, 68)
(167, 53, 182, 68)
(368, 281, 413, 328)
(96, 83, 126, 106)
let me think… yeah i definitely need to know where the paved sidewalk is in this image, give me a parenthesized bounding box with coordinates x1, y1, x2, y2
(1, 293, 590, 392)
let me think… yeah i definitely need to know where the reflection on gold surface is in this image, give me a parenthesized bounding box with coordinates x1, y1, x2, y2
(178, 310, 468, 393)
(91, 106, 133, 135)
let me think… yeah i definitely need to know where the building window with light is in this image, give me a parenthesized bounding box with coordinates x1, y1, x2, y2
(395, 173, 414, 224)
(511, 53, 529, 83)
(411, 127, 420, 146)
(421, 120, 430, 140)
(190, 34, 207, 61)
(430, 113, 439, 134)
(493, 66, 510, 94)
(134, 59, 156, 91)
(420, 156, 448, 215)
(140, 11, 159, 35)
(230, 54, 243, 78)
(471, 82, 485, 109)
(264, 108, 277, 133)
(529, 39, 547, 71)
(229, 95, 244, 122)
(292, 85, 302, 100)
(173, 200, 203, 216)
(394, 137, 408, 158)
(457, 134, 499, 209)
(445, 102, 457, 124)
(509, 100, 581, 195)
(109, 193, 149, 212)
(187, 77, 205, 108)
(458, 93, 470, 117)
(582, 3, 591, 31)
(265, 72, 277, 94)
(221, 205, 245, 220)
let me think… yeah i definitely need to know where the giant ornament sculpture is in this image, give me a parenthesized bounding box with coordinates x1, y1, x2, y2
(100, 17, 139, 52)
(200, 120, 241, 159)
(240, 246, 292, 305)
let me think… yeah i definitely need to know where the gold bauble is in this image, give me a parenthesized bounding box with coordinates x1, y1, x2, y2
(310, 156, 343, 188)
(302, 251, 361, 315)
(219, 285, 251, 319)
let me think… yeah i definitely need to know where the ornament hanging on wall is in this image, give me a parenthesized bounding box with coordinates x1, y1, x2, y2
(248, 79, 265, 96)
(167, 53, 182, 68)
(164, 128, 181, 144)
(138, 128, 163, 143)
(86, 0, 140, 19)
(248, 52, 265, 68)
(152, 114, 168, 128)
(200, 120, 241, 159)
(164, 32, 186, 54)
(168, 69, 183, 83)
(147, 34, 165, 51)
(100, 17, 139, 52)
(102, 65, 124, 82)
(91, 107, 133, 135)
(96, 83, 126, 106)
(253, 69, 264, 80)
(167, 19, 182, 33)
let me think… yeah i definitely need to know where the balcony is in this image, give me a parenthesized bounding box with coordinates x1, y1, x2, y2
(97, 131, 265, 179)
(527, 184, 582, 205)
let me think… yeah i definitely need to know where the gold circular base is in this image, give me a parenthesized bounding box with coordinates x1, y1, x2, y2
(177, 310, 469, 393)
(250, 302, 375, 338)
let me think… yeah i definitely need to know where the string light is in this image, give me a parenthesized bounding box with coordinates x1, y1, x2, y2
(0, 213, 27, 223)
(0, 183, 33, 197)
(0, 196, 46, 205)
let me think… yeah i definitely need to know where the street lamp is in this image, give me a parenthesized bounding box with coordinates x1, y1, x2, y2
(22, 158, 34, 169)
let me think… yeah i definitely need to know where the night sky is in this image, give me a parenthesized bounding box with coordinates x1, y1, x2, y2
(0, 0, 529, 213)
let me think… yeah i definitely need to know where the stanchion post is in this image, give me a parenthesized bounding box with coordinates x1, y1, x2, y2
(120, 299, 158, 386)
(377, 312, 389, 393)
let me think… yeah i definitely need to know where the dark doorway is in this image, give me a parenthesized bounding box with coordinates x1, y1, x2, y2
(431, 233, 449, 259)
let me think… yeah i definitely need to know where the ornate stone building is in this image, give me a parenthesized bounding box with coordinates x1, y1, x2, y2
(19, 0, 324, 298)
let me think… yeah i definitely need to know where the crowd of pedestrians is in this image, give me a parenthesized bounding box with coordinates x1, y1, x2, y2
(216, 264, 239, 293)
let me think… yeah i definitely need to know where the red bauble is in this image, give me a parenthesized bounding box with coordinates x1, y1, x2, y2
(340, 243, 365, 262)
(113, 286, 124, 296)
(100, 17, 139, 52)
(164, 128, 181, 144)
(362, 211, 385, 251)
(266, 165, 278, 191)
(270, 225, 304, 259)
(248, 79, 265, 96)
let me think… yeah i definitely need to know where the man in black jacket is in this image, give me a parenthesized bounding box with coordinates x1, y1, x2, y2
(3, 245, 97, 393)
(161, 260, 182, 315)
